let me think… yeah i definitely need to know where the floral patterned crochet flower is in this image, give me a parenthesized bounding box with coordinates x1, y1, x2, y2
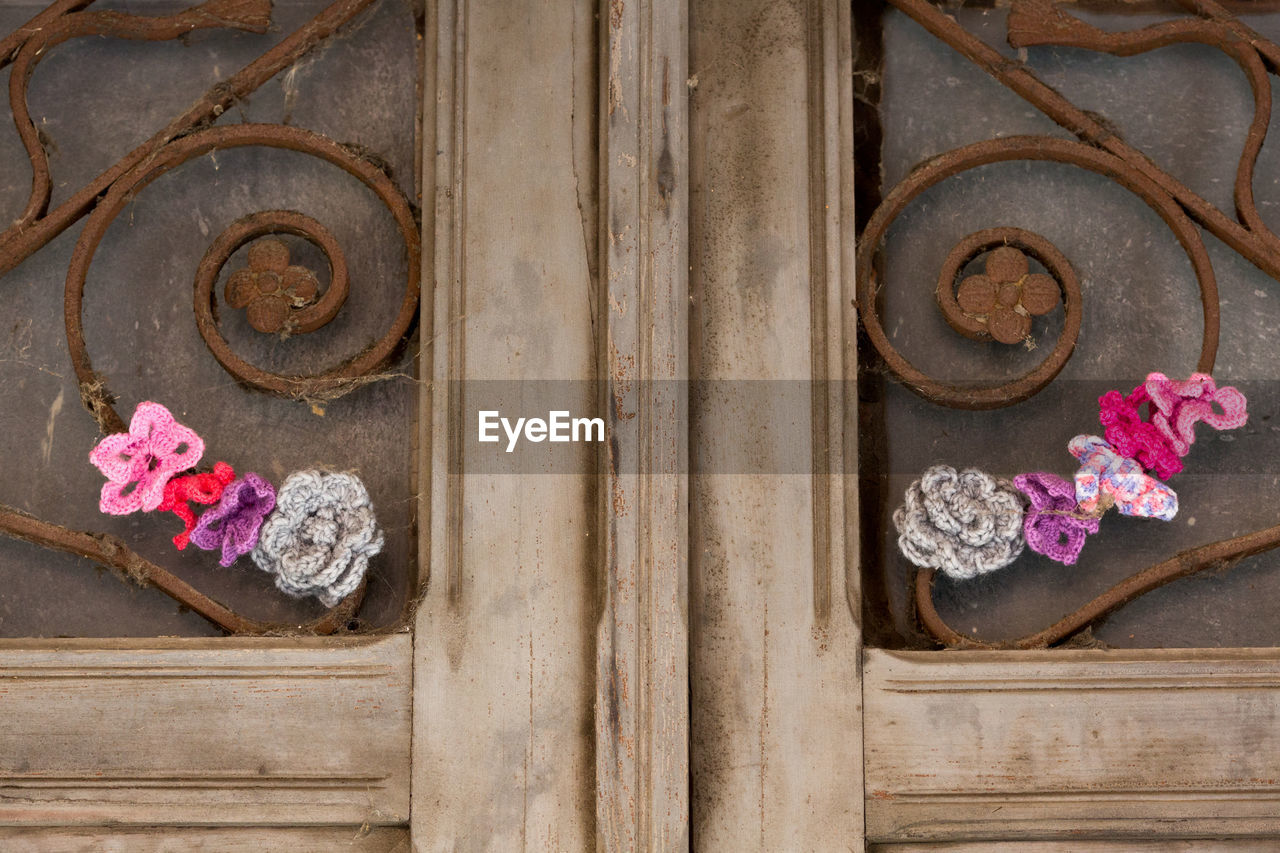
(954, 246, 1061, 344)
(190, 473, 276, 567)
(251, 471, 383, 606)
(225, 239, 320, 334)
(159, 461, 235, 549)
(1013, 471, 1100, 565)
(1069, 435, 1177, 521)
(1144, 372, 1248, 456)
(89, 402, 205, 515)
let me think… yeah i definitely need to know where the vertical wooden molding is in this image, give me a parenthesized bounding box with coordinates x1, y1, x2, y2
(432, 0, 467, 611)
(597, 0, 691, 848)
(415, 0, 601, 848)
(686, 0, 861, 846)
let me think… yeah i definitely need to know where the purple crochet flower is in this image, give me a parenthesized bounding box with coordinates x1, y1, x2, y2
(1013, 471, 1100, 565)
(190, 473, 276, 567)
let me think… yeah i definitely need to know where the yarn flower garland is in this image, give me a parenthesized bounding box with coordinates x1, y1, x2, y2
(88, 401, 382, 607)
(893, 372, 1247, 577)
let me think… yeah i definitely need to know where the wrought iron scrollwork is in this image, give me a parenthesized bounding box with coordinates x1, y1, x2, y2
(858, 0, 1280, 647)
(0, 0, 421, 634)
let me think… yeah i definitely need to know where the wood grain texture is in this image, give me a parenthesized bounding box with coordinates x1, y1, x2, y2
(873, 844, 1280, 852)
(413, 0, 600, 849)
(866, 648, 1280, 841)
(0, 827, 410, 852)
(686, 0, 861, 849)
(0, 636, 410, 826)
(596, 0, 691, 849)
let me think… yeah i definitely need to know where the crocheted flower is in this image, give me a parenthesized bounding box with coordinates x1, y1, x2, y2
(1098, 385, 1183, 480)
(1069, 435, 1177, 521)
(159, 462, 235, 549)
(1145, 372, 1247, 456)
(190, 473, 276, 567)
(1013, 471, 1100, 565)
(893, 465, 1026, 580)
(89, 402, 205, 515)
(954, 246, 1060, 344)
(225, 239, 320, 334)
(251, 471, 383, 607)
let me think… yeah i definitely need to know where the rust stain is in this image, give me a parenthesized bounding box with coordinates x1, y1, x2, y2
(612, 480, 629, 518)
(610, 345, 637, 422)
(607, 0, 625, 118)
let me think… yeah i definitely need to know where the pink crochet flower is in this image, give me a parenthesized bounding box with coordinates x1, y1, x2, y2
(1144, 372, 1247, 456)
(89, 402, 205, 515)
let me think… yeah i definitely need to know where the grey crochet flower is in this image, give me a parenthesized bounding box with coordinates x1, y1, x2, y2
(251, 470, 384, 607)
(893, 465, 1026, 580)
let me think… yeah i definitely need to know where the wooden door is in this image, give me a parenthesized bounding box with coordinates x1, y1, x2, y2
(1, 0, 868, 849)
(857, 1, 1280, 848)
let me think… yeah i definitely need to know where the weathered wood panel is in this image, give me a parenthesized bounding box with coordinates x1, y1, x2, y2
(596, 0, 691, 848)
(866, 648, 1280, 841)
(413, 0, 601, 849)
(873, 844, 1280, 852)
(0, 636, 410, 826)
(0, 827, 409, 852)
(687, 0, 861, 848)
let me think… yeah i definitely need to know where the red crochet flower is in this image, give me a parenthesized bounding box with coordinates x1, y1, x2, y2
(158, 462, 235, 549)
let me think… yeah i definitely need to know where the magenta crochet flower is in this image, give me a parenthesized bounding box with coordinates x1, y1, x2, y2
(1098, 385, 1183, 480)
(1099, 373, 1247, 478)
(89, 402, 205, 515)
(190, 473, 277, 567)
(1013, 471, 1100, 565)
(1145, 372, 1247, 456)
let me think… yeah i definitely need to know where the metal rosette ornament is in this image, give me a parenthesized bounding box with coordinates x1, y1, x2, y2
(65, 123, 421, 435)
(855, 135, 1221, 409)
